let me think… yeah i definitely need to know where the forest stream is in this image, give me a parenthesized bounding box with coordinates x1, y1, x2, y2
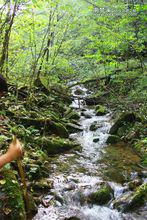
(33, 85, 146, 220)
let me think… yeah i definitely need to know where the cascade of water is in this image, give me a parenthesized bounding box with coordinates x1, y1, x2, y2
(33, 85, 146, 220)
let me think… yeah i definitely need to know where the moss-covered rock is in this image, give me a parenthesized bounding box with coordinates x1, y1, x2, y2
(74, 88, 85, 95)
(14, 117, 69, 138)
(66, 111, 80, 120)
(89, 183, 114, 205)
(34, 136, 79, 155)
(81, 112, 92, 118)
(106, 135, 121, 144)
(113, 183, 147, 212)
(66, 122, 83, 133)
(0, 168, 26, 220)
(30, 178, 53, 192)
(95, 105, 107, 116)
(134, 138, 147, 167)
(89, 121, 101, 131)
(109, 112, 138, 135)
(84, 91, 106, 106)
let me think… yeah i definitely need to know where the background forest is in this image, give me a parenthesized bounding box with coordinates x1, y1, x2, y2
(0, 0, 147, 219)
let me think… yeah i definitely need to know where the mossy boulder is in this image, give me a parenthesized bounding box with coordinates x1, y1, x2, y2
(89, 183, 114, 205)
(106, 135, 121, 144)
(95, 105, 107, 116)
(34, 136, 80, 155)
(109, 112, 138, 136)
(113, 183, 147, 212)
(0, 168, 26, 220)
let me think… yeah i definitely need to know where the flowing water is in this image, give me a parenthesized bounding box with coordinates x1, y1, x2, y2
(33, 85, 146, 220)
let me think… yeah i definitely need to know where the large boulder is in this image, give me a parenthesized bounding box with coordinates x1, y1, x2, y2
(109, 112, 138, 135)
(107, 112, 141, 144)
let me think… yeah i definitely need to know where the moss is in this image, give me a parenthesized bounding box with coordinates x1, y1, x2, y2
(113, 183, 147, 212)
(95, 105, 107, 116)
(34, 136, 79, 155)
(53, 122, 69, 138)
(127, 183, 147, 210)
(89, 183, 114, 205)
(0, 168, 26, 220)
(134, 138, 147, 167)
(14, 117, 69, 138)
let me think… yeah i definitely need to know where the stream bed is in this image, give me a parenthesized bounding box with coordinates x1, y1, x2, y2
(33, 85, 146, 220)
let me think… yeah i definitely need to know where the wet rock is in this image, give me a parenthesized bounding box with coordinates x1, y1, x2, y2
(31, 178, 53, 191)
(113, 183, 147, 212)
(63, 182, 76, 191)
(81, 112, 92, 118)
(74, 88, 85, 95)
(34, 136, 80, 155)
(128, 179, 142, 191)
(89, 183, 114, 205)
(140, 171, 147, 178)
(89, 121, 101, 131)
(106, 135, 121, 144)
(93, 138, 100, 143)
(41, 195, 54, 207)
(95, 105, 107, 116)
(81, 108, 86, 112)
(64, 217, 81, 220)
